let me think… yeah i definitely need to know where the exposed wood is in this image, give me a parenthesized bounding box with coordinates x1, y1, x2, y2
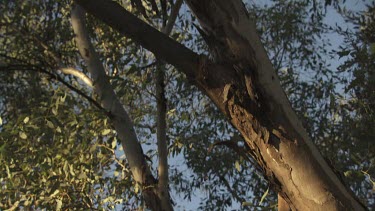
(278, 193, 291, 211)
(74, 0, 366, 210)
(185, 1, 365, 210)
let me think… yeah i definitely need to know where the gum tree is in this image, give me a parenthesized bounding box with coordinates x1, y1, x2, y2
(1, 0, 371, 210)
(73, 0, 366, 210)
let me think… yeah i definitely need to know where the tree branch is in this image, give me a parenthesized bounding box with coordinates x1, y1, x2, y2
(75, 0, 200, 80)
(162, 0, 183, 35)
(74, 0, 366, 210)
(32, 33, 94, 89)
(59, 67, 93, 88)
(71, 5, 170, 210)
(0, 64, 103, 112)
(218, 175, 250, 211)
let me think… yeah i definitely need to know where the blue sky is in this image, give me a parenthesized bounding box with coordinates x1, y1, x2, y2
(111, 1, 370, 210)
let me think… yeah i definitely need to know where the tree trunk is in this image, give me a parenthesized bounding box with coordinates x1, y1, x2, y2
(155, 0, 183, 209)
(75, 0, 366, 210)
(71, 5, 172, 210)
(185, 1, 365, 210)
(278, 193, 291, 211)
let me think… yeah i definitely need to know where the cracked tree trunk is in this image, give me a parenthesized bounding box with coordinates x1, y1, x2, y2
(279, 193, 291, 211)
(185, 1, 365, 210)
(75, 0, 366, 210)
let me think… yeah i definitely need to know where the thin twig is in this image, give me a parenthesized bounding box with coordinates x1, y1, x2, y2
(0, 64, 106, 113)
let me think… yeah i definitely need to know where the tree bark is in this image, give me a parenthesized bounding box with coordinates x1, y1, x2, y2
(278, 193, 291, 211)
(184, 1, 365, 210)
(71, 5, 172, 210)
(74, 0, 366, 210)
(156, 0, 183, 209)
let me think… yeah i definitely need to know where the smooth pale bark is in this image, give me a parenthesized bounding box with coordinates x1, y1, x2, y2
(75, 0, 366, 210)
(59, 67, 93, 88)
(33, 37, 93, 88)
(71, 5, 172, 210)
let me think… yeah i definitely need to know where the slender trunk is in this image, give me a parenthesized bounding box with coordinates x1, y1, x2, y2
(71, 5, 171, 210)
(155, 63, 170, 210)
(155, 1, 183, 209)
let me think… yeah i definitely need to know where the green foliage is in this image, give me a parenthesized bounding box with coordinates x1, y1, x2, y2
(0, 0, 373, 210)
(0, 86, 135, 209)
(0, 0, 139, 209)
(332, 2, 375, 207)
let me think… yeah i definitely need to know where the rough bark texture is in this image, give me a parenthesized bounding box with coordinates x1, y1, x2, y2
(71, 5, 171, 211)
(75, 0, 366, 210)
(184, 1, 365, 210)
(278, 193, 291, 211)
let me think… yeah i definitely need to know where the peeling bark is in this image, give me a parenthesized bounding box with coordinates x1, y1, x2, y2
(278, 193, 291, 211)
(74, 0, 366, 210)
(185, 1, 365, 210)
